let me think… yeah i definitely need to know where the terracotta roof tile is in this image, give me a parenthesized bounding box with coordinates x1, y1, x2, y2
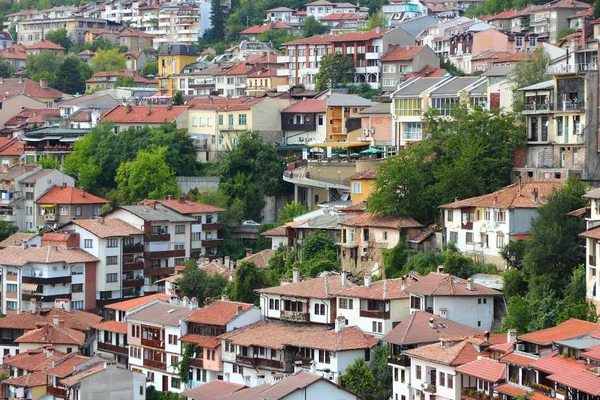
(330, 28, 391, 42)
(182, 380, 246, 400)
(3, 349, 66, 372)
(0, 308, 100, 331)
(488, 341, 514, 354)
(218, 383, 271, 400)
(4, 108, 60, 127)
(321, 13, 365, 20)
(485, 9, 519, 20)
(583, 344, 600, 361)
(530, 350, 587, 374)
(185, 300, 254, 326)
(349, 167, 377, 180)
(495, 383, 531, 397)
(37, 185, 108, 205)
(404, 337, 490, 365)
(340, 274, 420, 300)
(500, 351, 537, 366)
(3, 372, 49, 388)
(68, 218, 142, 238)
(27, 40, 65, 51)
(0, 45, 28, 60)
(0, 232, 38, 248)
(257, 272, 354, 299)
(519, 318, 600, 345)
(441, 182, 562, 209)
(0, 78, 63, 100)
(247, 67, 280, 78)
(282, 99, 327, 114)
(548, 368, 600, 395)
(382, 46, 424, 62)
(180, 334, 220, 348)
(128, 302, 193, 326)
(156, 198, 225, 214)
(238, 249, 276, 269)
(292, 325, 379, 351)
(340, 212, 422, 229)
(0, 245, 98, 267)
(406, 272, 501, 297)
(106, 293, 168, 312)
(59, 362, 107, 387)
(344, 201, 367, 212)
(101, 105, 187, 124)
(91, 320, 127, 334)
(258, 371, 328, 400)
(283, 35, 337, 46)
(224, 62, 254, 76)
(383, 311, 484, 346)
(15, 323, 85, 346)
(220, 321, 327, 349)
(199, 261, 234, 280)
(44, 354, 90, 378)
(455, 358, 506, 382)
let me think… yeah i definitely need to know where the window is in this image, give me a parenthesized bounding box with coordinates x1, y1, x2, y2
(93, 206, 100, 216)
(352, 182, 362, 194)
(416, 365, 422, 380)
(530, 37, 536, 47)
(447, 374, 453, 388)
(515, 37, 523, 47)
(372, 321, 382, 333)
(175, 225, 185, 234)
(207, 117, 212, 127)
(168, 334, 178, 345)
(174, 244, 185, 250)
(238, 114, 247, 125)
(6, 283, 17, 292)
(314, 303, 325, 315)
(485, 209, 491, 221)
(107, 238, 118, 248)
(402, 122, 422, 140)
(73, 206, 82, 217)
(339, 298, 353, 309)
(106, 256, 118, 265)
(171, 355, 178, 366)
(449, 231, 458, 243)
(192, 117, 198, 127)
(218, 115, 223, 125)
(394, 98, 422, 117)
(466, 232, 474, 243)
(496, 210, 506, 223)
(199, 117, 205, 127)
(318, 350, 331, 364)
(431, 97, 459, 116)
(84, 239, 93, 248)
(496, 233, 505, 248)
(60, 206, 68, 216)
(192, 232, 201, 241)
(439, 372, 445, 387)
(25, 192, 33, 200)
(410, 296, 421, 310)
(447, 211, 453, 222)
(382, 231, 388, 241)
(6, 301, 17, 310)
(106, 273, 118, 283)
(365, 348, 371, 362)
(394, 367, 399, 382)
(72, 284, 83, 293)
(171, 378, 180, 390)
(269, 298, 280, 310)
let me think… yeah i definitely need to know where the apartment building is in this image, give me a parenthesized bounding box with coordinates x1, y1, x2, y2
(148, 0, 212, 49)
(325, 93, 374, 143)
(358, 103, 395, 154)
(157, 43, 200, 96)
(380, 45, 440, 91)
(305, 0, 366, 21)
(528, 0, 590, 43)
(15, 16, 111, 46)
(280, 99, 328, 146)
(581, 188, 600, 311)
(36, 185, 108, 228)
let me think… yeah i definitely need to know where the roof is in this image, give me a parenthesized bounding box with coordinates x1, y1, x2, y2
(258, 371, 332, 400)
(15, 323, 85, 346)
(0, 245, 98, 267)
(283, 34, 337, 46)
(257, 272, 354, 299)
(530, 350, 587, 374)
(518, 318, 600, 346)
(393, 77, 449, 97)
(185, 300, 254, 326)
(495, 383, 556, 400)
(106, 293, 168, 312)
(182, 380, 246, 400)
(188, 97, 263, 111)
(383, 311, 484, 346)
(237, 249, 276, 269)
(19, 168, 56, 184)
(200, 261, 234, 280)
(101, 105, 187, 124)
(430, 76, 483, 96)
(158, 43, 198, 56)
(217, 384, 272, 400)
(455, 357, 506, 382)
(3, 348, 66, 372)
(440, 181, 563, 209)
(266, 6, 295, 12)
(0, 232, 38, 248)
(327, 93, 374, 107)
(219, 321, 328, 350)
(282, 99, 327, 114)
(0, 78, 63, 100)
(359, 102, 392, 115)
(406, 272, 500, 297)
(340, 212, 422, 229)
(69, 218, 143, 238)
(291, 325, 379, 351)
(155, 198, 224, 214)
(179, 334, 221, 348)
(485, 8, 519, 20)
(0, 308, 100, 331)
(321, 13, 365, 20)
(4, 108, 61, 127)
(382, 45, 423, 62)
(260, 219, 307, 237)
(37, 185, 108, 205)
(547, 369, 600, 396)
(27, 39, 65, 51)
(127, 301, 192, 326)
(344, 201, 367, 212)
(44, 354, 90, 378)
(582, 345, 600, 361)
(584, 188, 600, 199)
(59, 362, 107, 387)
(340, 275, 419, 300)
(116, 204, 195, 223)
(3, 372, 48, 388)
(91, 320, 128, 334)
(404, 337, 489, 365)
(349, 167, 377, 180)
(329, 28, 391, 42)
(240, 21, 290, 35)
(519, 80, 554, 91)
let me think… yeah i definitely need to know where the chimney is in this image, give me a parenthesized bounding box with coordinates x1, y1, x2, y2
(2, 164, 8, 173)
(30, 298, 37, 314)
(466, 278, 474, 291)
(221, 295, 230, 301)
(224, 256, 230, 269)
(58, 319, 65, 329)
(53, 316, 60, 326)
(126, 104, 132, 113)
(39, 79, 48, 88)
(255, 373, 266, 385)
(294, 361, 303, 374)
(341, 271, 347, 286)
(484, 330, 490, 342)
(292, 268, 299, 284)
(245, 248, 252, 257)
(335, 316, 346, 333)
(0, 77, 3, 84)
(376, 26, 381, 33)
(437, 265, 445, 273)
(310, 360, 317, 374)
(181, 296, 189, 307)
(147, 105, 151, 115)
(401, 276, 406, 291)
(178, 195, 186, 203)
(532, 188, 539, 204)
(62, 182, 67, 188)
(493, 196, 497, 205)
(364, 275, 371, 287)
(190, 297, 199, 310)
(167, 194, 173, 200)
(97, 216, 104, 224)
(429, 317, 437, 329)
(236, 305, 243, 315)
(81, 188, 85, 198)
(507, 329, 517, 343)
(20, 75, 24, 83)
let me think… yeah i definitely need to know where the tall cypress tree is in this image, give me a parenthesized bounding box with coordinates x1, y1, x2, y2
(209, 0, 225, 42)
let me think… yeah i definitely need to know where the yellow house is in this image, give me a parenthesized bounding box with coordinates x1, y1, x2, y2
(157, 43, 198, 96)
(349, 167, 377, 204)
(325, 94, 374, 143)
(246, 67, 288, 96)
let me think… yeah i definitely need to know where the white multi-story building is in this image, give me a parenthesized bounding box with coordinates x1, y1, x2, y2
(581, 188, 600, 312)
(305, 0, 366, 21)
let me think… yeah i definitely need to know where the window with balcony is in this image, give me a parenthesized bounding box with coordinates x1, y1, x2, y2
(394, 98, 421, 117)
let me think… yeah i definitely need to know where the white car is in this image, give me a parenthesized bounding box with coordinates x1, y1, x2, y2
(242, 220, 261, 226)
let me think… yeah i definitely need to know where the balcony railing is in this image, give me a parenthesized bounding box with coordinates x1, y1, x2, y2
(145, 233, 170, 242)
(236, 355, 285, 370)
(202, 239, 224, 247)
(280, 310, 309, 323)
(387, 355, 411, 367)
(123, 261, 144, 272)
(359, 310, 390, 319)
(523, 103, 554, 112)
(122, 278, 144, 288)
(147, 267, 175, 277)
(98, 341, 128, 355)
(123, 244, 144, 253)
(44, 214, 57, 222)
(550, 101, 585, 112)
(202, 223, 224, 231)
(547, 63, 597, 75)
(143, 358, 166, 370)
(47, 386, 68, 398)
(141, 338, 163, 348)
(189, 358, 204, 368)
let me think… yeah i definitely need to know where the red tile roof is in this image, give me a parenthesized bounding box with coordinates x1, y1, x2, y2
(455, 358, 506, 382)
(240, 21, 291, 34)
(185, 300, 254, 326)
(583, 344, 600, 361)
(330, 28, 391, 42)
(44, 354, 90, 378)
(0, 78, 63, 100)
(155, 198, 225, 214)
(224, 62, 254, 76)
(0, 245, 98, 267)
(440, 181, 563, 209)
(321, 13, 365, 20)
(182, 380, 246, 400)
(500, 351, 537, 366)
(237, 248, 276, 269)
(3, 372, 49, 388)
(282, 99, 327, 114)
(485, 9, 519, 20)
(406, 272, 501, 297)
(548, 368, 600, 395)
(492, 52, 531, 63)
(27, 39, 65, 51)
(567, 8, 593, 18)
(3, 348, 66, 372)
(91, 320, 127, 334)
(180, 334, 220, 348)
(101, 105, 187, 124)
(519, 319, 600, 346)
(15, 323, 85, 346)
(283, 35, 337, 46)
(292, 325, 379, 351)
(340, 212, 422, 229)
(382, 46, 423, 62)
(405, 337, 490, 365)
(0, 137, 25, 156)
(68, 218, 142, 238)
(247, 67, 279, 78)
(0, 44, 28, 60)
(78, 50, 96, 56)
(257, 272, 353, 299)
(219, 321, 328, 350)
(106, 293, 168, 312)
(59, 362, 108, 387)
(349, 167, 377, 180)
(37, 185, 108, 205)
(530, 350, 587, 374)
(0, 308, 101, 331)
(4, 108, 60, 128)
(340, 274, 420, 300)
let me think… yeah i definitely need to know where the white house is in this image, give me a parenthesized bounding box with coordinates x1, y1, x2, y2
(581, 188, 600, 312)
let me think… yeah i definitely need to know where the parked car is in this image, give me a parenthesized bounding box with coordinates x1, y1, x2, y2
(242, 220, 261, 226)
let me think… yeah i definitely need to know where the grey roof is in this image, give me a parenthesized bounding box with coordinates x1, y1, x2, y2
(397, 15, 440, 37)
(359, 102, 392, 115)
(393, 77, 448, 97)
(158, 43, 198, 56)
(482, 65, 515, 77)
(120, 204, 196, 222)
(296, 214, 340, 230)
(468, 80, 488, 96)
(519, 79, 554, 91)
(128, 302, 193, 326)
(57, 93, 117, 107)
(430, 77, 483, 96)
(555, 338, 600, 350)
(326, 93, 374, 107)
(20, 169, 57, 184)
(266, 6, 294, 11)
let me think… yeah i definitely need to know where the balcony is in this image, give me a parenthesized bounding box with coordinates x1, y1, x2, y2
(141, 337, 163, 348)
(47, 386, 68, 398)
(523, 103, 554, 113)
(202, 223, 224, 231)
(122, 278, 144, 288)
(202, 239, 223, 247)
(550, 101, 585, 112)
(547, 63, 597, 75)
(145, 233, 170, 242)
(22, 293, 71, 302)
(123, 261, 144, 272)
(366, 52, 382, 60)
(23, 275, 71, 285)
(150, 249, 186, 258)
(147, 267, 175, 277)
(43, 145, 73, 153)
(189, 358, 204, 368)
(44, 214, 58, 222)
(280, 310, 309, 323)
(236, 355, 285, 370)
(143, 358, 166, 370)
(123, 244, 144, 253)
(388, 355, 411, 367)
(359, 309, 390, 319)
(98, 341, 128, 355)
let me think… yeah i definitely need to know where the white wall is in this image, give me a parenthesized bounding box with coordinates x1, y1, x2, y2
(283, 379, 359, 400)
(432, 296, 495, 331)
(227, 307, 262, 331)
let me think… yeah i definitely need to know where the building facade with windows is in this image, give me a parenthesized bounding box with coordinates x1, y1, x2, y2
(35, 185, 108, 228)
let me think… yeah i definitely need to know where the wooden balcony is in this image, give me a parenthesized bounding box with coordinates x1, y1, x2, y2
(189, 358, 204, 368)
(122, 278, 144, 288)
(388, 356, 411, 367)
(141, 338, 163, 348)
(236, 355, 284, 370)
(145, 233, 170, 242)
(123, 261, 144, 272)
(123, 244, 144, 253)
(143, 358, 166, 370)
(150, 249, 186, 258)
(147, 267, 175, 277)
(202, 239, 224, 247)
(360, 309, 390, 319)
(280, 310, 309, 323)
(202, 223, 224, 231)
(47, 386, 68, 398)
(23, 275, 71, 285)
(98, 341, 128, 355)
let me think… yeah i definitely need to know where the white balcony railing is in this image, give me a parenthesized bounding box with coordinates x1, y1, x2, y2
(546, 63, 597, 75)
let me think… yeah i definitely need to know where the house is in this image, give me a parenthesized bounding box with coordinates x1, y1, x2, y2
(25, 40, 65, 56)
(280, 99, 328, 146)
(0, 137, 25, 168)
(104, 293, 169, 322)
(21, 127, 90, 165)
(324, 93, 374, 143)
(246, 67, 287, 96)
(3, 108, 61, 133)
(0, 77, 64, 107)
(257, 271, 353, 325)
(157, 43, 199, 96)
(182, 380, 246, 400)
(240, 21, 292, 42)
(125, 50, 147, 73)
(35, 184, 108, 228)
(57, 93, 119, 128)
(381, 45, 440, 92)
(428, 76, 488, 116)
(92, 319, 129, 365)
(15, 15, 109, 46)
(237, 249, 277, 269)
(14, 320, 85, 354)
(0, 233, 41, 249)
(305, 0, 365, 21)
(440, 181, 563, 268)
(405, 272, 500, 331)
(321, 13, 368, 32)
(455, 357, 507, 397)
(78, 49, 96, 62)
(101, 104, 188, 132)
(0, 305, 102, 360)
(219, 319, 378, 385)
(528, 0, 591, 43)
(127, 301, 196, 393)
(0, 44, 27, 71)
(348, 168, 376, 205)
(357, 103, 394, 154)
(181, 300, 261, 386)
(62, 218, 146, 306)
(0, 94, 47, 132)
(86, 71, 157, 91)
(338, 213, 423, 276)
(118, 28, 154, 51)
(0, 31, 13, 49)
(2, 371, 48, 400)
(580, 188, 600, 311)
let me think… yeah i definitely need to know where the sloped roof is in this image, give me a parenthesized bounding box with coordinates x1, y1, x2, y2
(182, 380, 246, 400)
(404, 337, 490, 365)
(406, 272, 500, 297)
(237, 249, 276, 269)
(186, 300, 254, 326)
(547, 369, 600, 396)
(0, 245, 98, 267)
(518, 318, 600, 346)
(340, 274, 420, 300)
(455, 357, 506, 382)
(68, 218, 142, 238)
(59, 362, 108, 387)
(3, 348, 66, 371)
(116, 204, 195, 222)
(340, 212, 422, 229)
(127, 301, 193, 326)
(37, 185, 108, 205)
(155, 198, 224, 214)
(0, 232, 39, 248)
(180, 334, 220, 348)
(27, 39, 65, 51)
(0, 78, 63, 99)
(91, 320, 127, 334)
(257, 272, 354, 299)
(530, 350, 587, 374)
(3, 372, 48, 388)
(258, 371, 337, 400)
(101, 105, 187, 124)
(44, 354, 90, 378)
(321, 13, 365, 20)
(106, 293, 168, 312)
(291, 325, 380, 351)
(282, 99, 327, 114)
(15, 323, 85, 346)
(349, 167, 377, 180)
(219, 321, 327, 350)
(382, 45, 423, 62)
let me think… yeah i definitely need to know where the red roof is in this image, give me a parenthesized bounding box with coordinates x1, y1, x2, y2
(329, 28, 390, 42)
(101, 105, 187, 124)
(185, 300, 254, 326)
(3, 348, 67, 372)
(519, 318, 600, 345)
(224, 62, 253, 76)
(106, 293, 168, 312)
(0, 138, 24, 156)
(27, 39, 65, 51)
(500, 351, 537, 366)
(455, 357, 506, 382)
(37, 185, 108, 205)
(321, 13, 365, 20)
(493, 52, 531, 63)
(247, 67, 279, 78)
(182, 380, 246, 400)
(530, 350, 587, 374)
(155, 198, 225, 214)
(44, 354, 90, 378)
(4, 108, 60, 127)
(283, 35, 337, 46)
(180, 334, 221, 348)
(548, 369, 600, 396)
(3, 372, 49, 388)
(91, 320, 127, 334)
(485, 9, 519, 20)
(0, 44, 28, 60)
(583, 345, 600, 361)
(0, 78, 63, 100)
(382, 45, 423, 62)
(404, 65, 448, 80)
(240, 21, 291, 34)
(282, 99, 327, 114)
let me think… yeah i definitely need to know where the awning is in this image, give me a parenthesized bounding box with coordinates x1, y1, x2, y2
(308, 142, 367, 148)
(22, 283, 38, 292)
(39, 204, 57, 208)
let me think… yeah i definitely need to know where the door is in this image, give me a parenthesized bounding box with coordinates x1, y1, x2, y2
(162, 375, 168, 392)
(560, 150, 566, 168)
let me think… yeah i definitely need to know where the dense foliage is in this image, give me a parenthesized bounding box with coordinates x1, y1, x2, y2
(231, 261, 278, 304)
(315, 53, 356, 91)
(177, 259, 228, 305)
(342, 358, 376, 397)
(509, 48, 550, 113)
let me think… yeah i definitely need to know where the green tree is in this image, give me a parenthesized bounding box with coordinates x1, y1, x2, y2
(232, 262, 276, 304)
(257, 30, 300, 51)
(383, 233, 410, 278)
(0, 220, 17, 242)
(0, 56, 13, 78)
(348, 82, 382, 99)
(500, 240, 527, 269)
(114, 146, 179, 204)
(315, 53, 356, 91)
(299, 230, 339, 277)
(36, 155, 61, 169)
(509, 48, 550, 113)
(114, 75, 137, 87)
(208, 0, 226, 42)
(89, 48, 126, 73)
(371, 345, 392, 400)
(558, 28, 576, 40)
(503, 268, 527, 299)
(278, 201, 307, 223)
(341, 358, 376, 397)
(558, 265, 598, 323)
(54, 56, 85, 94)
(177, 259, 208, 304)
(205, 274, 228, 299)
(8, 26, 17, 45)
(141, 60, 158, 76)
(44, 29, 72, 51)
(596, 0, 600, 19)
(366, 11, 389, 29)
(25, 50, 61, 83)
(440, 56, 463, 76)
(502, 295, 531, 334)
(302, 15, 327, 37)
(172, 90, 185, 105)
